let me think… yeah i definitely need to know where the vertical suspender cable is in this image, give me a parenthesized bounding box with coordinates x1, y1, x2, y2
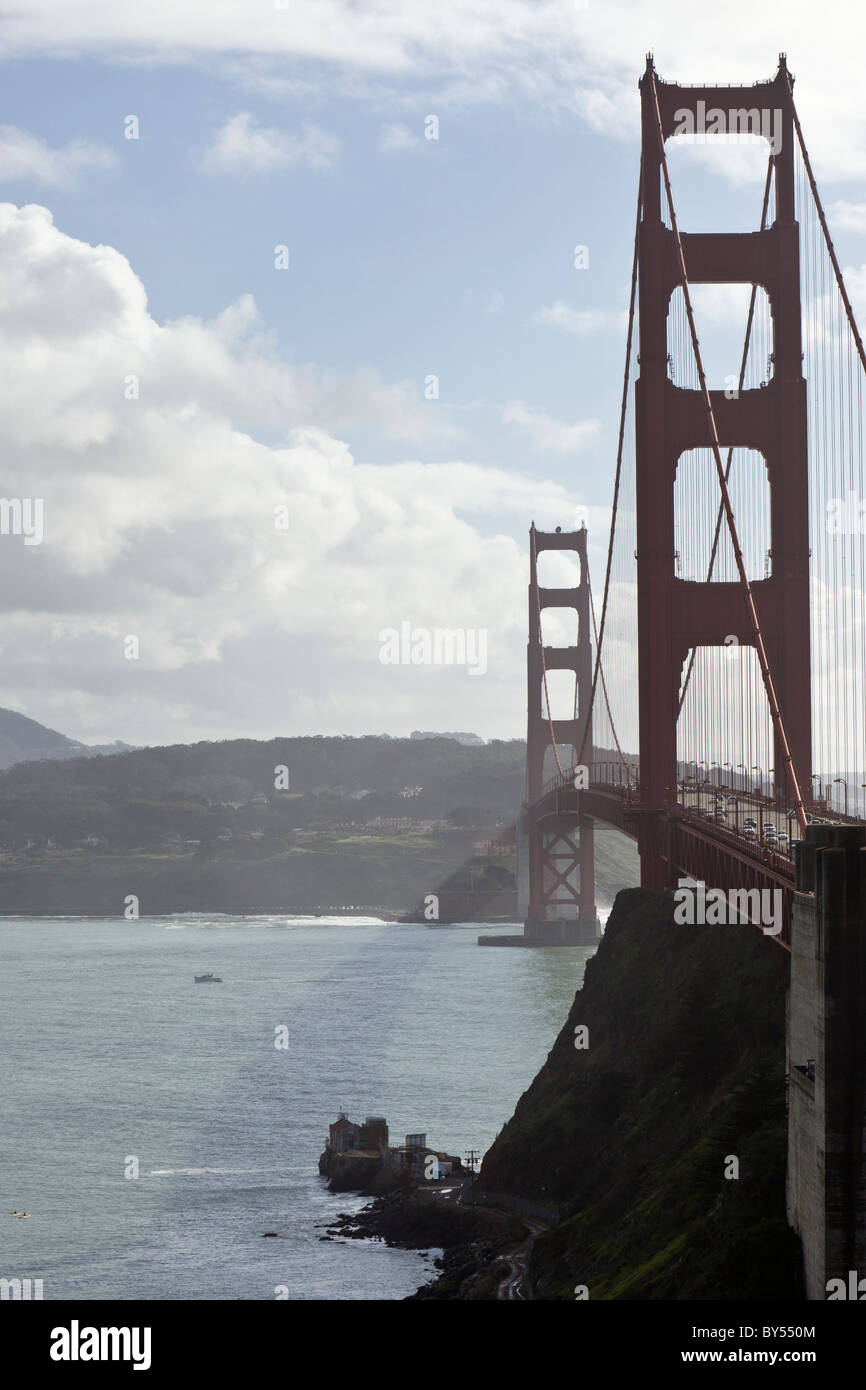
(575, 176, 642, 782)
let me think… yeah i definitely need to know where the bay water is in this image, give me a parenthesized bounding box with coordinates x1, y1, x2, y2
(1, 915, 600, 1300)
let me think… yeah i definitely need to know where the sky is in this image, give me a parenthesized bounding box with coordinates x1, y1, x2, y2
(2, 0, 866, 747)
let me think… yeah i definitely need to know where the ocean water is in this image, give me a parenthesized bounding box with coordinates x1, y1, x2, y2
(0, 914, 600, 1300)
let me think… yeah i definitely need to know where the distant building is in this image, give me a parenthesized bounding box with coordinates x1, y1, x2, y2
(362, 1116, 389, 1150)
(329, 1113, 363, 1152)
(324, 1115, 460, 1183)
(327, 1112, 389, 1153)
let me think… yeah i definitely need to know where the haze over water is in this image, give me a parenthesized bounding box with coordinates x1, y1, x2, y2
(2, 914, 600, 1300)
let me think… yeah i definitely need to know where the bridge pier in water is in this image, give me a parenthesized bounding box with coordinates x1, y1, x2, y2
(521, 799, 600, 945)
(788, 826, 866, 1299)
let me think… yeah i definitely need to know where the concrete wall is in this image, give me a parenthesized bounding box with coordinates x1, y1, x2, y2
(786, 885, 825, 1298)
(787, 827, 866, 1299)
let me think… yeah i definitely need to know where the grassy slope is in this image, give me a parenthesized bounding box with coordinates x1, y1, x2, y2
(477, 887, 804, 1300)
(0, 842, 464, 915)
(0, 812, 640, 917)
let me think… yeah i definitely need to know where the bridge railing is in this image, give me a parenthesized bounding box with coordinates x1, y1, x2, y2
(541, 759, 638, 799)
(536, 762, 858, 879)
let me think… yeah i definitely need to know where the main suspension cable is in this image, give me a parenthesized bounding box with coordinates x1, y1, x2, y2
(575, 172, 642, 780)
(588, 573, 635, 783)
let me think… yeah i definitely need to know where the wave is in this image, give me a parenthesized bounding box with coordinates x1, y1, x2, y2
(146, 1166, 286, 1177)
(164, 915, 391, 929)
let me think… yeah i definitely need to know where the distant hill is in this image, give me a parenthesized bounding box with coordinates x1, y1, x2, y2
(0, 732, 640, 915)
(0, 734, 525, 841)
(0, 707, 135, 770)
(0, 708, 77, 769)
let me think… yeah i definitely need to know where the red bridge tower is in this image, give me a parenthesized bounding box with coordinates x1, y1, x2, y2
(635, 56, 813, 887)
(522, 524, 599, 945)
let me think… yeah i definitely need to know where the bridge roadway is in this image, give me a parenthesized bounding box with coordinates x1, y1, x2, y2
(529, 769, 849, 948)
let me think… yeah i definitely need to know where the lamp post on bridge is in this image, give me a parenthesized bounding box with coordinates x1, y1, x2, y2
(833, 777, 848, 818)
(735, 764, 747, 834)
(722, 763, 737, 832)
(700, 761, 717, 811)
(752, 765, 763, 800)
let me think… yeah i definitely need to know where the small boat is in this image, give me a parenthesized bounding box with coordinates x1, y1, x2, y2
(194, 972, 223, 984)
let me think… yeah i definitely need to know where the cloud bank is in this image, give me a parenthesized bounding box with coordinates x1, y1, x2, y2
(0, 203, 593, 743)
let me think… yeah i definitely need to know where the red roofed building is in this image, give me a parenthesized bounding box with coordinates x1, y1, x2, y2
(327, 1112, 390, 1153)
(329, 1112, 362, 1152)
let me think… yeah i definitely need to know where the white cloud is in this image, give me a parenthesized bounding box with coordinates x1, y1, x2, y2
(0, 125, 116, 187)
(503, 400, 601, 454)
(378, 123, 417, 152)
(2, 4, 866, 181)
(829, 201, 866, 234)
(840, 264, 866, 324)
(688, 283, 754, 327)
(534, 301, 624, 336)
(200, 113, 340, 174)
(666, 133, 771, 189)
(0, 202, 593, 743)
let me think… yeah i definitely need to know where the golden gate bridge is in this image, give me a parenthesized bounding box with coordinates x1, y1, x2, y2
(511, 55, 866, 952)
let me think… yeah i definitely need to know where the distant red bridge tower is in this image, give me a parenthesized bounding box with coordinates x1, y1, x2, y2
(521, 524, 599, 945)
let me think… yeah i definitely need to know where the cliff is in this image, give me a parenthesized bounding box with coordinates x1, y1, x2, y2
(318, 1147, 405, 1195)
(472, 887, 804, 1299)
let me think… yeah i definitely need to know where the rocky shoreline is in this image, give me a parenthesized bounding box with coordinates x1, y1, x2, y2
(318, 1146, 400, 1195)
(315, 886, 806, 1301)
(319, 1188, 526, 1299)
